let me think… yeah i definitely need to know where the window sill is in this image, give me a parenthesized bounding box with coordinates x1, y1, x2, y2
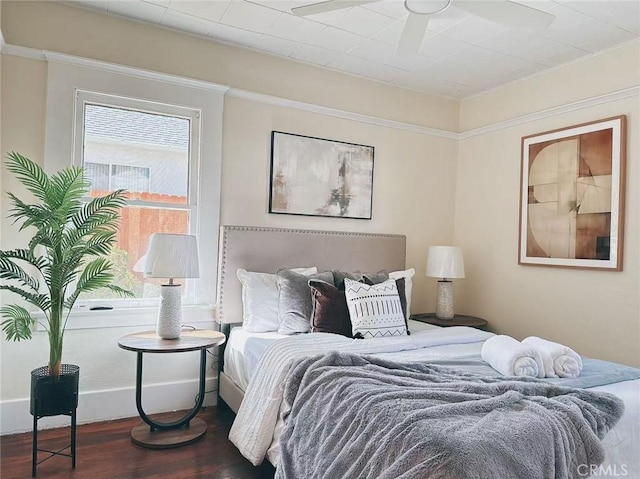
(33, 304, 217, 331)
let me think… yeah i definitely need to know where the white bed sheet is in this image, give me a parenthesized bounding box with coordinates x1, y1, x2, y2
(224, 320, 440, 392)
(590, 379, 640, 475)
(224, 327, 289, 391)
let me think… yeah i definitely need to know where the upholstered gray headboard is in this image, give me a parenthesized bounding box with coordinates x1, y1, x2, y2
(216, 225, 406, 324)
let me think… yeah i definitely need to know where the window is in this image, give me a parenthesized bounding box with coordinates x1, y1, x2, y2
(74, 91, 199, 306)
(43, 59, 224, 327)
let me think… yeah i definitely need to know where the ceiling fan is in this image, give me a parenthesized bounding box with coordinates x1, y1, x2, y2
(291, 0, 555, 55)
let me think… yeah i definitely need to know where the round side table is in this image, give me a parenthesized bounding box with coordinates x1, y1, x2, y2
(118, 329, 225, 449)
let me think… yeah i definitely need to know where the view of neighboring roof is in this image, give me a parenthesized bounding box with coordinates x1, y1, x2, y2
(84, 103, 190, 150)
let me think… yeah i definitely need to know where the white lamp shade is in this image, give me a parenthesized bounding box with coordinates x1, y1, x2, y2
(144, 233, 200, 279)
(426, 246, 465, 279)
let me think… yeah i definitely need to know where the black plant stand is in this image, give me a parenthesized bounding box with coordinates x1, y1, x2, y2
(30, 364, 79, 477)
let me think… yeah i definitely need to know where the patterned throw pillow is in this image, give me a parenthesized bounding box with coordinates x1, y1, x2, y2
(344, 278, 407, 339)
(332, 270, 389, 290)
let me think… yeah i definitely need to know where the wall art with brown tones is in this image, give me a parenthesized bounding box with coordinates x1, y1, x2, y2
(519, 116, 626, 270)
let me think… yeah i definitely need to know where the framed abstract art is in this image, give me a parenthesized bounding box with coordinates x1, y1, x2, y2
(519, 116, 626, 270)
(269, 131, 374, 220)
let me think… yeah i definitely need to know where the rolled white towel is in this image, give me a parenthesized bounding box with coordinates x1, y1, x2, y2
(522, 336, 583, 378)
(481, 335, 545, 378)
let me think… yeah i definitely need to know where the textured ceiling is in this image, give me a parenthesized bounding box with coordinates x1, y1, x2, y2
(66, 0, 640, 98)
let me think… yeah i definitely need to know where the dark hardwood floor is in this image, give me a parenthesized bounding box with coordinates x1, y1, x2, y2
(0, 405, 275, 479)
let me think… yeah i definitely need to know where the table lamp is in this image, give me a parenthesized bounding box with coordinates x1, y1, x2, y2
(144, 233, 199, 339)
(426, 246, 465, 320)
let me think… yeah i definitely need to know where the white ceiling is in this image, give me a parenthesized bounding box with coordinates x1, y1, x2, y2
(66, 0, 640, 98)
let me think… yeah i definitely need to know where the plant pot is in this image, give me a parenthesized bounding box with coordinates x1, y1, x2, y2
(30, 364, 79, 417)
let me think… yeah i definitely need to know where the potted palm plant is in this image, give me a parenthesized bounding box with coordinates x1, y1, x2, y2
(0, 152, 132, 418)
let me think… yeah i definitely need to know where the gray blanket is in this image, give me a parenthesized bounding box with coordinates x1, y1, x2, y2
(275, 352, 624, 479)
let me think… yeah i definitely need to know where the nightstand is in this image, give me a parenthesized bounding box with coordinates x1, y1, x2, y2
(118, 329, 225, 449)
(410, 313, 488, 330)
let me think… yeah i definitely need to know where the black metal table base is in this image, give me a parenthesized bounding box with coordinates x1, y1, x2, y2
(132, 349, 208, 448)
(32, 410, 76, 476)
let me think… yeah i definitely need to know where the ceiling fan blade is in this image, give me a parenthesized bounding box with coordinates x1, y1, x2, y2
(454, 0, 554, 30)
(396, 13, 430, 55)
(291, 0, 379, 17)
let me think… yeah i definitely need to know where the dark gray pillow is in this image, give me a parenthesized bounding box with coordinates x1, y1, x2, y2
(332, 270, 388, 290)
(277, 270, 334, 334)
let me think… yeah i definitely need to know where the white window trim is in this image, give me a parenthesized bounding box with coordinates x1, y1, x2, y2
(33, 304, 216, 331)
(43, 59, 224, 329)
(74, 91, 200, 308)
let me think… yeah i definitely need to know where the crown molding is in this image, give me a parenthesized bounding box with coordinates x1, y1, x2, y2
(1, 42, 46, 60)
(43, 50, 230, 94)
(0, 44, 229, 93)
(225, 88, 458, 139)
(459, 86, 640, 140)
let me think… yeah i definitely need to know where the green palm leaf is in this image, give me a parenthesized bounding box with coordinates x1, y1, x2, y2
(50, 166, 89, 219)
(84, 230, 118, 256)
(5, 152, 53, 204)
(0, 305, 36, 341)
(28, 229, 55, 251)
(71, 190, 127, 230)
(7, 193, 52, 231)
(75, 258, 113, 292)
(0, 249, 48, 270)
(64, 258, 114, 309)
(104, 284, 136, 297)
(62, 213, 120, 252)
(0, 257, 40, 292)
(0, 285, 51, 312)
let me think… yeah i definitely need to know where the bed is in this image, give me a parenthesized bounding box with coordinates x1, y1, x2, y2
(215, 225, 640, 478)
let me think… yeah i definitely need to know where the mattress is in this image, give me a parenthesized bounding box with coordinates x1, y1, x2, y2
(223, 320, 440, 392)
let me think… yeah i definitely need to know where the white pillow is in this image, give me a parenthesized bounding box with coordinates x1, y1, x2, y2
(237, 267, 317, 332)
(389, 268, 415, 320)
(344, 278, 407, 339)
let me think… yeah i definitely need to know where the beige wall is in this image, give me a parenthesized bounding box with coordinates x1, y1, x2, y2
(221, 95, 458, 309)
(0, 1, 458, 425)
(455, 43, 640, 367)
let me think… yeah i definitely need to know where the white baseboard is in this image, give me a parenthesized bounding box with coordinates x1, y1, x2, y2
(0, 377, 218, 435)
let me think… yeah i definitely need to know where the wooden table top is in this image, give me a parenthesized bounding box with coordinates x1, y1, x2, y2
(118, 329, 226, 353)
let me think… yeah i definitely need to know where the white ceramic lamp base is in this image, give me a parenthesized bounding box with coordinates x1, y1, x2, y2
(435, 280, 454, 320)
(156, 284, 182, 339)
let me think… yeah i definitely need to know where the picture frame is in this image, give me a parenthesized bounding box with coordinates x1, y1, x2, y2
(269, 131, 374, 220)
(519, 115, 626, 270)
